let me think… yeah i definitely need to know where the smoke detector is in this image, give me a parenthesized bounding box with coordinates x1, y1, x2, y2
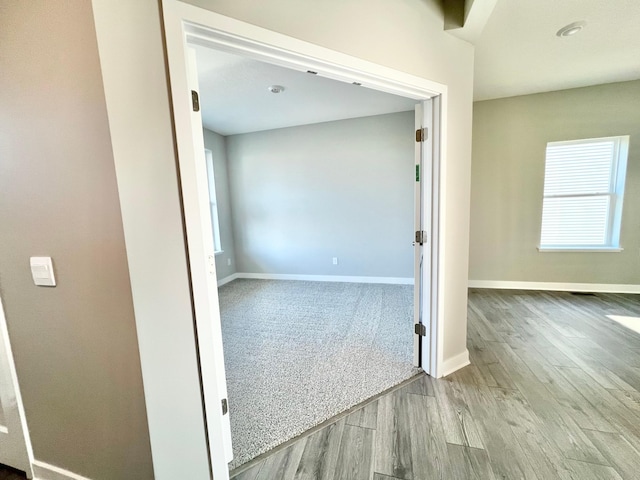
(556, 21, 586, 37)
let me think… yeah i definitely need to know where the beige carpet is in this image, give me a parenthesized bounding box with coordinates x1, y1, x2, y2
(219, 279, 417, 469)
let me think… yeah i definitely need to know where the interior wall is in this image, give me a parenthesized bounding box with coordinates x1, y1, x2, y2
(88, 1, 474, 475)
(0, 1, 153, 478)
(181, 0, 475, 364)
(91, 0, 212, 478)
(469, 80, 640, 285)
(203, 129, 238, 280)
(225, 112, 415, 278)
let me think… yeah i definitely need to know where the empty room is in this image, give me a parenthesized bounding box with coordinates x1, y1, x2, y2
(192, 45, 428, 469)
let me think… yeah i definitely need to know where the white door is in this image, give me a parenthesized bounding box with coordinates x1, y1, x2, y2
(184, 46, 234, 475)
(0, 297, 33, 477)
(413, 99, 435, 375)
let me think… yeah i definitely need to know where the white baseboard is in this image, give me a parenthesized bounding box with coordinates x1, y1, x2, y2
(468, 280, 640, 294)
(230, 272, 414, 285)
(217, 272, 240, 287)
(32, 461, 92, 480)
(438, 349, 470, 378)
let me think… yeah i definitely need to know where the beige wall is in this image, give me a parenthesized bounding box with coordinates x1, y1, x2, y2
(470, 80, 640, 285)
(0, 1, 153, 479)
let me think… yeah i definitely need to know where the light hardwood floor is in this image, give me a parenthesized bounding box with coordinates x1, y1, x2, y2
(231, 289, 640, 480)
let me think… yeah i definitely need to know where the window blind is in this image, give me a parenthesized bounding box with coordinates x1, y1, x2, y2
(540, 140, 616, 247)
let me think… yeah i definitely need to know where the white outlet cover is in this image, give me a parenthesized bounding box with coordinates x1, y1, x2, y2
(30, 256, 56, 287)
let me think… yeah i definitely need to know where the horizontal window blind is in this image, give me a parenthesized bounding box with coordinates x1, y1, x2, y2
(540, 138, 623, 248)
(543, 141, 614, 196)
(541, 196, 610, 245)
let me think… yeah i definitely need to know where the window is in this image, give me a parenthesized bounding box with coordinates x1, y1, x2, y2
(204, 149, 223, 253)
(539, 135, 629, 251)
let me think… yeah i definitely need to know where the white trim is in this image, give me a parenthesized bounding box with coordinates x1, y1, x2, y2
(428, 95, 443, 378)
(162, 2, 447, 477)
(181, 21, 445, 101)
(217, 272, 240, 287)
(0, 296, 34, 477)
(32, 461, 92, 480)
(537, 247, 624, 253)
(170, 27, 235, 473)
(468, 280, 640, 294)
(229, 273, 414, 285)
(438, 349, 470, 378)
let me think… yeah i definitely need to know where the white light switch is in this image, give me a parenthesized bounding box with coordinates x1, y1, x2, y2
(30, 257, 56, 287)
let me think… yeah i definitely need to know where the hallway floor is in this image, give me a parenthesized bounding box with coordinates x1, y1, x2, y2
(231, 289, 640, 480)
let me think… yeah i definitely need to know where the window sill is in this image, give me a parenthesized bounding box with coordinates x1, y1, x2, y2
(214, 250, 224, 256)
(537, 247, 623, 253)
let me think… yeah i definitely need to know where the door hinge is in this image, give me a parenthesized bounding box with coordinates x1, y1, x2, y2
(221, 398, 228, 415)
(191, 90, 200, 112)
(415, 127, 428, 142)
(415, 323, 427, 336)
(415, 230, 427, 245)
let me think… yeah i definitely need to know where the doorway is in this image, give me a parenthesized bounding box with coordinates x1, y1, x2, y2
(193, 42, 423, 468)
(162, 2, 444, 478)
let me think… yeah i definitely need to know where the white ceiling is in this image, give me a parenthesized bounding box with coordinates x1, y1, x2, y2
(192, 45, 417, 136)
(193, 0, 640, 128)
(474, 0, 640, 101)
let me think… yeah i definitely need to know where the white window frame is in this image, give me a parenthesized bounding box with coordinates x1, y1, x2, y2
(204, 149, 223, 254)
(538, 135, 630, 252)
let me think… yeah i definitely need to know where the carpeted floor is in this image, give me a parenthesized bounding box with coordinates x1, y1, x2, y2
(219, 279, 417, 469)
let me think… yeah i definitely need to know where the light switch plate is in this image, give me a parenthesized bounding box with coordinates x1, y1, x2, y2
(30, 256, 56, 287)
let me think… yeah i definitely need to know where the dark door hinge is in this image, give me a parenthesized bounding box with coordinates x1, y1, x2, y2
(415, 323, 427, 336)
(191, 90, 200, 112)
(415, 127, 428, 142)
(221, 398, 228, 415)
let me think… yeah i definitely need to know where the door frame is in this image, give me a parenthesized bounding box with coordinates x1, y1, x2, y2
(162, 0, 446, 475)
(413, 99, 440, 374)
(0, 295, 34, 478)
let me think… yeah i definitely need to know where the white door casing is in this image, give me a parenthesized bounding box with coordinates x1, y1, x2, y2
(188, 47, 235, 465)
(0, 296, 34, 477)
(164, 19, 236, 477)
(428, 95, 442, 376)
(162, 1, 448, 477)
(413, 104, 423, 368)
(413, 99, 438, 375)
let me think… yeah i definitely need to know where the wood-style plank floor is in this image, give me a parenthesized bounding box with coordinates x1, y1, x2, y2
(231, 289, 640, 480)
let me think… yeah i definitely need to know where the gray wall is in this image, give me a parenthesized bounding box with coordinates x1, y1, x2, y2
(226, 112, 415, 278)
(203, 129, 238, 280)
(469, 80, 640, 285)
(0, 1, 153, 478)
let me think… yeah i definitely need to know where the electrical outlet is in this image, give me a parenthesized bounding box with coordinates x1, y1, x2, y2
(227, 258, 232, 266)
(332, 257, 338, 265)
